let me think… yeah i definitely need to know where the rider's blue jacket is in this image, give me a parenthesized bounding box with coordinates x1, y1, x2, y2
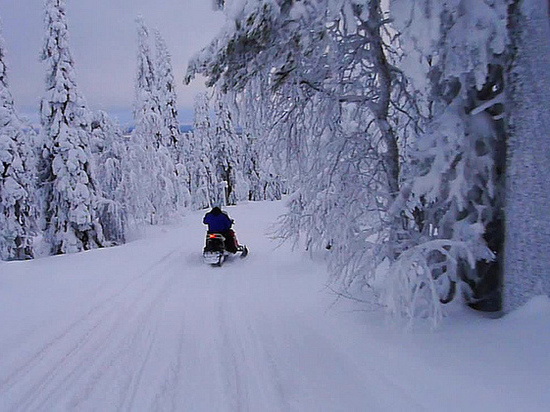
(203, 208, 233, 233)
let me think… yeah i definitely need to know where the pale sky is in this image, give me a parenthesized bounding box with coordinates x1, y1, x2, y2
(0, 0, 225, 125)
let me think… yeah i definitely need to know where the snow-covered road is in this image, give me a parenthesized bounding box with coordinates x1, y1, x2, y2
(1, 201, 549, 411)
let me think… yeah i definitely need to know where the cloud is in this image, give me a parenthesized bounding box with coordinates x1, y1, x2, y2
(0, 0, 224, 123)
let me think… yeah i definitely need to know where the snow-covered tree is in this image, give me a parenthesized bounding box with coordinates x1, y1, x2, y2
(241, 133, 262, 201)
(39, 0, 106, 255)
(154, 30, 190, 209)
(377, 0, 510, 320)
(234, 76, 287, 202)
(129, 17, 178, 224)
(189, 92, 219, 209)
(186, 0, 417, 300)
(241, 132, 285, 201)
(211, 93, 248, 205)
(89, 110, 127, 245)
(188, 0, 550, 323)
(154, 30, 180, 158)
(388, 0, 550, 319)
(0, 21, 37, 261)
(175, 129, 193, 208)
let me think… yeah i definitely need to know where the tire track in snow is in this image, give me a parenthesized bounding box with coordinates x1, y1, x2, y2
(217, 291, 247, 412)
(213, 275, 292, 412)
(149, 316, 186, 412)
(14, 253, 178, 411)
(0, 249, 178, 391)
(64, 252, 184, 411)
(0, 249, 182, 411)
(156, 270, 231, 411)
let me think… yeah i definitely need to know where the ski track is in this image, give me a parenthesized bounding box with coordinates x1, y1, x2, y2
(0, 205, 427, 411)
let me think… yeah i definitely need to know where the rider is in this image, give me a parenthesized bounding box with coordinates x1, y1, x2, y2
(203, 206, 239, 253)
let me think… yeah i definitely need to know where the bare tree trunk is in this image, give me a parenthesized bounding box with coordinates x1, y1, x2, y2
(504, 0, 550, 311)
(367, 0, 400, 198)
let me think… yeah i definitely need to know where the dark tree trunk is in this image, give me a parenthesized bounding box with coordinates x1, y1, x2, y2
(504, 0, 550, 311)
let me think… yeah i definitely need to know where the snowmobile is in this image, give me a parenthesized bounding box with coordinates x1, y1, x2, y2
(202, 232, 248, 267)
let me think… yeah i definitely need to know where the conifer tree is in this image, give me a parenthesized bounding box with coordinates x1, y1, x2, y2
(0, 20, 37, 260)
(129, 17, 178, 224)
(39, 0, 105, 254)
(89, 110, 126, 245)
(175, 129, 193, 209)
(211, 94, 247, 205)
(190, 93, 219, 209)
(155, 29, 189, 209)
(154, 30, 180, 157)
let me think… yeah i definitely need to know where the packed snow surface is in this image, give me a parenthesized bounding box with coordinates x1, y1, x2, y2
(1, 201, 549, 411)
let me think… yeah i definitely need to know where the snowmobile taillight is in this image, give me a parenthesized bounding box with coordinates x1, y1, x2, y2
(208, 234, 217, 239)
